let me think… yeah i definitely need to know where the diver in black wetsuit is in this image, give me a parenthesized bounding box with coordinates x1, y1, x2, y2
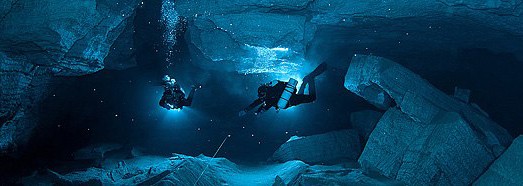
(159, 75, 199, 110)
(239, 62, 327, 116)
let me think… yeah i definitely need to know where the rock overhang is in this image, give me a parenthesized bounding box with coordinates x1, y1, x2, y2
(0, 0, 141, 76)
(174, 0, 523, 75)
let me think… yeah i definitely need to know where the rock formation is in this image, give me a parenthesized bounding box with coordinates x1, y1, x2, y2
(2, 0, 523, 184)
(0, 0, 141, 153)
(22, 153, 397, 185)
(271, 130, 361, 164)
(3, 0, 523, 157)
(174, 0, 523, 74)
(350, 110, 383, 142)
(0, 54, 52, 153)
(345, 54, 513, 185)
(0, 0, 140, 76)
(474, 135, 523, 185)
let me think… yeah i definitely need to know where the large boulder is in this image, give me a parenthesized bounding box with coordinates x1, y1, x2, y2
(361, 108, 498, 185)
(271, 130, 361, 165)
(474, 135, 523, 185)
(345, 55, 513, 185)
(345, 55, 512, 150)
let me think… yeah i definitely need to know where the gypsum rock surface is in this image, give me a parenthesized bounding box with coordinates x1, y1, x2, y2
(0, 0, 140, 154)
(362, 108, 497, 185)
(0, 53, 52, 154)
(474, 135, 523, 185)
(345, 54, 513, 150)
(350, 110, 383, 142)
(174, 0, 523, 74)
(344, 54, 513, 185)
(270, 130, 361, 165)
(188, 12, 308, 73)
(0, 0, 141, 76)
(22, 154, 394, 185)
(453, 87, 471, 103)
(295, 164, 402, 186)
(22, 154, 307, 185)
(103, 13, 138, 70)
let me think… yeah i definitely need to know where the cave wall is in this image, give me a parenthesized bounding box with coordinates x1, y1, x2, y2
(0, 54, 51, 153)
(0, 0, 141, 154)
(174, 0, 523, 73)
(2, 0, 523, 156)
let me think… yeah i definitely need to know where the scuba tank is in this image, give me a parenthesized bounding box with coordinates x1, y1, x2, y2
(277, 78, 298, 109)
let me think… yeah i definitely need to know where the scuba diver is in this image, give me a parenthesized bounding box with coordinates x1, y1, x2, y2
(159, 75, 200, 110)
(239, 62, 327, 116)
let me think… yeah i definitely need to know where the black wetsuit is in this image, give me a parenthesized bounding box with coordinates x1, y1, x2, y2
(245, 81, 286, 114)
(159, 85, 196, 110)
(245, 79, 317, 114)
(242, 62, 326, 115)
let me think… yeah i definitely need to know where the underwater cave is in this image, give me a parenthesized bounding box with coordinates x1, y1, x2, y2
(1, 0, 523, 185)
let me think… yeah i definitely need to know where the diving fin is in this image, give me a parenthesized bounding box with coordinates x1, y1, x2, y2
(306, 62, 327, 79)
(299, 62, 327, 94)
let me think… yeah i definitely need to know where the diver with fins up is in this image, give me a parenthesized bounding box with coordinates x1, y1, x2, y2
(239, 62, 327, 116)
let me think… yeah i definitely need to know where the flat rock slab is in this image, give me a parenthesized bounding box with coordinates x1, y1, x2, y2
(271, 130, 361, 165)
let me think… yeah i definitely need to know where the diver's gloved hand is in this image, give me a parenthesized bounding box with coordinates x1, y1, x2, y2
(238, 110, 247, 117)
